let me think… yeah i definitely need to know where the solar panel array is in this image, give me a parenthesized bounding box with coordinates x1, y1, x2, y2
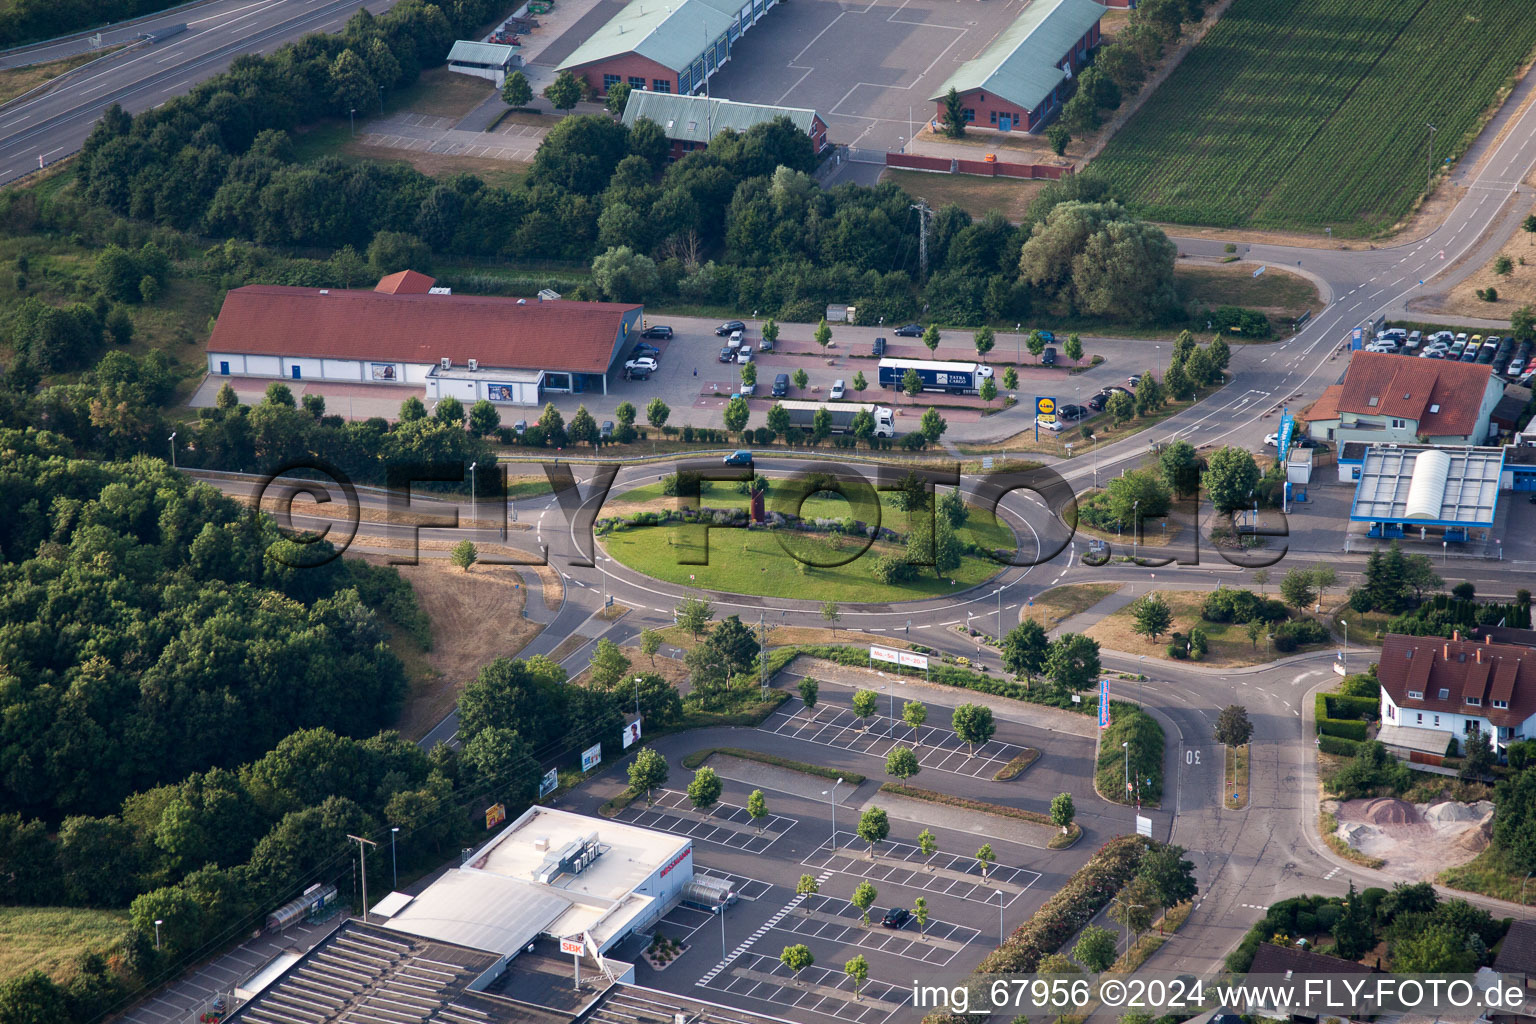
(233, 925, 506, 1024)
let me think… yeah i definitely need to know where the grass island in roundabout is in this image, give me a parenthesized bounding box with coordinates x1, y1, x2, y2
(597, 476, 1016, 602)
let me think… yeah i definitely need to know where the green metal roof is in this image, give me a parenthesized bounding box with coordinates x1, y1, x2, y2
(930, 0, 1102, 111)
(447, 40, 517, 66)
(558, 0, 743, 74)
(621, 91, 817, 142)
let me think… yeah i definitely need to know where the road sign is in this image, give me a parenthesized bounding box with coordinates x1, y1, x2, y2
(1252, 265, 1266, 278)
(581, 743, 602, 773)
(1136, 815, 1152, 837)
(982, 456, 994, 470)
(1098, 678, 1111, 729)
(539, 768, 558, 798)
(560, 938, 583, 956)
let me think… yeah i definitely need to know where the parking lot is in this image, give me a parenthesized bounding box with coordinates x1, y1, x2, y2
(705, 0, 1038, 154)
(618, 789, 798, 854)
(802, 831, 1041, 907)
(712, 950, 907, 1024)
(759, 703, 1035, 780)
(774, 893, 980, 966)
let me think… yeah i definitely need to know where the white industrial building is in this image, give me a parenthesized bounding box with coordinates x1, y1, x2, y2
(446, 40, 520, 86)
(205, 272, 642, 406)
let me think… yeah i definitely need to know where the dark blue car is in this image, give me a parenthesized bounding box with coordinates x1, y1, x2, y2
(724, 450, 754, 467)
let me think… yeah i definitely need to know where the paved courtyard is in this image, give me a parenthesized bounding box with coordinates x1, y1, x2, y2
(803, 831, 1041, 907)
(759, 703, 1034, 779)
(618, 789, 799, 854)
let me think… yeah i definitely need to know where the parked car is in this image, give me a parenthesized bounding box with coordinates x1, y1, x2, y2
(739, 380, 757, 396)
(1126, 376, 1141, 387)
(773, 373, 790, 397)
(1264, 433, 1319, 448)
(736, 347, 753, 363)
(1460, 345, 1480, 362)
(513, 420, 527, 436)
(872, 336, 887, 356)
(894, 323, 924, 337)
(716, 320, 746, 336)
(1037, 417, 1064, 432)
(1421, 348, 1445, 359)
(719, 346, 735, 362)
(830, 379, 846, 400)
(881, 907, 911, 929)
(630, 343, 660, 359)
(1036, 329, 1056, 343)
(723, 450, 754, 467)
(1041, 347, 1057, 365)
(728, 330, 744, 348)
(641, 325, 673, 339)
(758, 336, 774, 353)
(1088, 393, 1109, 411)
(600, 420, 614, 440)
(625, 357, 658, 376)
(1059, 404, 1085, 421)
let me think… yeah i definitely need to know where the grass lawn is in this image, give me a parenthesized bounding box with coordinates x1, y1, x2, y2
(1090, 0, 1536, 235)
(1087, 588, 1332, 667)
(1329, 601, 1393, 648)
(1438, 843, 1532, 903)
(1176, 263, 1319, 318)
(1095, 705, 1164, 807)
(0, 49, 116, 105)
(1022, 582, 1121, 628)
(880, 169, 1049, 223)
(388, 67, 498, 118)
(0, 906, 129, 984)
(956, 379, 1227, 457)
(1225, 743, 1249, 809)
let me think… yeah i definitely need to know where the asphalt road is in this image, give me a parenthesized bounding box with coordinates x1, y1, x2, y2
(0, 0, 399, 187)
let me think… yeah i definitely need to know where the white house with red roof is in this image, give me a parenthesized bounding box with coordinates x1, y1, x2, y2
(205, 273, 642, 405)
(1377, 631, 1536, 753)
(1301, 352, 1504, 447)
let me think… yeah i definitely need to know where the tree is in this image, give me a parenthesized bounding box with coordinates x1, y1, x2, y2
(1110, 875, 1157, 946)
(676, 596, 713, 638)
(1203, 446, 1261, 512)
(975, 326, 996, 359)
(821, 600, 841, 635)
(914, 896, 930, 938)
(1245, 619, 1265, 649)
(976, 843, 994, 881)
(604, 80, 631, 116)
(588, 638, 631, 689)
(1215, 705, 1253, 747)
(1135, 372, 1164, 416)
(886, 745, 920, 780)
(723, 394, 751, 435)
(1452, 580, 1476, 601)
(920, 407, 947, 442)
(902, 701, 928, 744)
(1461, 731, 1494, 782)
(1513, 304, 1536, 343)
(902, 368, 923, 402)
(1051, 792, 1076, 834)
(941, 87, 966, 138)
(980, 376, 998, 405)
(1280, 567, 1316, 610)
(952, 703, 995, 754)
(796, 873, 819, 909)
(640, 629, 662, 666)
(1139, 844, 1197, 927)
(1027, 329, 1046, 360)
(1003, 620, 1050, 680)
(1046, 123, 1071, 156)
(330, 48, 376, 117)
(851, 881, 878, 926)
(798, 676, 819, 709)
(1394, 922, 1477, 973)
(265, 380, 295, 407)
(1018, 201, 1178, 322)
(793, 367, 810, 390)
(852, 689, 879, 728)
(502, 70, 533, 108)
(1106, 468, 1171, 534)
(1496, 254, 1515, 277)
(1003, 366, 1018, 389)
(592, 246, 658, 302)
(918, 828, 937, 869)
(1251, 567, 1270, 594)
(814, 317, 832, 349)
(1046, 632, 1102, 691)
(1332, 881, 1374, 958)
(767, 402, 791, 440)
(449, 540, 478, 572)
(544, 70, 581, 112)
(852, 370, 867, 392)
(434, 395, 465, 425)
(1106, 389, 1134, 426)
(1164, 360, 1194, 401)
(469, 399, 500, 437)
(568, 405, 600, 446)
(627, 747, 668, 803)
(687, 766, 723, 810)
(747, 789, 768, 831)
(1064, 333, 1084, 366)
(780, 944, 814, 982)
(645, 398, 671, 433)
(844, 954, 870, 999)
(1074, 924, 1117, 971)
(856, 806, 889, 857)
(1155, 439, 1200, 497)
(851, 409, 876, 446)
(922, 323, 941, 354)
(400, 397, 425, 422)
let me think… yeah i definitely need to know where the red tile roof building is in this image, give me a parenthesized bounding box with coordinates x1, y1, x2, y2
(206, 274, 642, 406)
(1302, 352, 1503, 446)
(1377, 631, 1536, 751)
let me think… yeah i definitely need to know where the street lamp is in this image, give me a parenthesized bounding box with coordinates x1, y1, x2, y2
(391, 826, 399, 888)
(154, 919, 163, 950)
(350, 107, 357, 137)
(1122, 740, 1130, 798)
(1425, 122, 1437, 190)
(821, 778, 844, 852)
(634, 675, 643, 718)
(168, 431, 176, 469)
(469, 461, 477, 523)
(1341, 617, 1348, 669)
(1132, 499, 1140, 562)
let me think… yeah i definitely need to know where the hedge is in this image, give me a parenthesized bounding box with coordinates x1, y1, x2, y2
(880, 782, 1081, 849)
(786, 645, 1095, 714)
(1318, 717, 1369, 741)
(1318, 734, 1363, 757)
(975, 835, 1149, 973)
(1324, 694, 1379, 721)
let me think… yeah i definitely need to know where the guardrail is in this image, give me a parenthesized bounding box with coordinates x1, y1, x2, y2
(0, 0, 218, 60)
(0, 38, 142, 115)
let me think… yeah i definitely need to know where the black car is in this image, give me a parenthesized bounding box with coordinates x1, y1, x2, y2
(1087, 393, 1108, 411)
(1041, 347, 1057, 365)
(715, 320, 746, 336)
(873, 336, 887, 356)
(881, 907, 911, 929)
(1058, 404, 1084, 421)
(641, 325, 673, 339)
(600, 420, 614, 440)
(719, 346, 735, 362)
(893, 323, 924, 337)
(631, 343, 660, 359)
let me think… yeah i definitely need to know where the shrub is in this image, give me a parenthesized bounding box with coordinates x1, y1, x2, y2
(1319, 734, 1362, 757)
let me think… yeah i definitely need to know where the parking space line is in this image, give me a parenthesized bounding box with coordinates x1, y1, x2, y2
(761, 706, 1023, 779)
(799, 832, 1041, 907)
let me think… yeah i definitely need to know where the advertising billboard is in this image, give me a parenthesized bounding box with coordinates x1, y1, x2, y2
(581, 743, 602, 773)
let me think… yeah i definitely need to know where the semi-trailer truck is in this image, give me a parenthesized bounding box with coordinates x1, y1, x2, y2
(877, 358, 992, 394)
(776, 400, 896, 437)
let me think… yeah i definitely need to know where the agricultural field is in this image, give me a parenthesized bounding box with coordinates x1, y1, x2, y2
(1090, 0, 1536, 236)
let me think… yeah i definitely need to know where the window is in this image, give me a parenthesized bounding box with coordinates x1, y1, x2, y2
(1434, 715, 1441, 727)
(1466, 696, 1481, 706)
(989, 110, 997, 123)
(1368, 396, 1379, 407)
(962, 108, 975, 122)
(1416, 713, 1423, 724)
(1391, 418, 1406, 429)
(1407, 690, 1423, 699)
(628, 76, 646, 89)
(1494, 699, 1509, 709)
(1438, 688, 1450, 700)
(603, 74, 620, 89)
(1430, 404, 1440, 413)
(653, 79, 671, 93)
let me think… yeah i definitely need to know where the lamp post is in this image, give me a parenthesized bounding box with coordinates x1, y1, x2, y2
(1425, 122, 1437, 190)
(997, 886, 1005, 945)
(168, 431, 176, 469)
(1341, 617, 1348, 669)
(634, 675, 642, 718)
(1523, 871, 1533, 907)
(822, 778, 844, 852)
(1132, 499, 1140, 562)
(1108, 896, 1145, 954)
(391, 826, 399, 888)
(1122, 740, 1130, 798)
(154, 919, 163, 950)
(469, 461, 477, 524)
(350, 107, 357, 137)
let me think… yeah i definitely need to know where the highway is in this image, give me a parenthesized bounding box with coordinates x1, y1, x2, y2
(0, 0, 397, 187)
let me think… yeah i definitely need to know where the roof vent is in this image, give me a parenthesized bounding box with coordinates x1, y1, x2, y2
(517, 298, 527, 305)
(320, 289, 329, 295)
(1430, 404, 1440, 413)
(1403, 393, 1411, 400)
(1368, 397, 1379, 407)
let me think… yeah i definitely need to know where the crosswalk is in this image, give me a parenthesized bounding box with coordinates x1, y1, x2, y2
(696, 871, 834, 987)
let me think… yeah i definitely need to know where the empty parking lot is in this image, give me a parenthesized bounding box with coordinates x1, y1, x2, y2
(619, 789, 798, 854)
(759, 703, 1034, 779)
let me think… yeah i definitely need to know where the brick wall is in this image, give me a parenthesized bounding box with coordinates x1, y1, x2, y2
(885, 152, 1070, 180)
(565, 53, 679, 96)
(886, 153, 951, 172)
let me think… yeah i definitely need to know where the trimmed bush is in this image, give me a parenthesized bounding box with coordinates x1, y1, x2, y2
(1319, 734, 1362, 757)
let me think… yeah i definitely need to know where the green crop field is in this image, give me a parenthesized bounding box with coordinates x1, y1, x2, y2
(1090, 0, 1536, 236)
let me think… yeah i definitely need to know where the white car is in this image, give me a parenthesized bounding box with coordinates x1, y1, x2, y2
(1036, 417, 1064, 433)
(830, 379, 846, 400)
(624, 357, 658, 374)
(739, 380, 757, 396)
